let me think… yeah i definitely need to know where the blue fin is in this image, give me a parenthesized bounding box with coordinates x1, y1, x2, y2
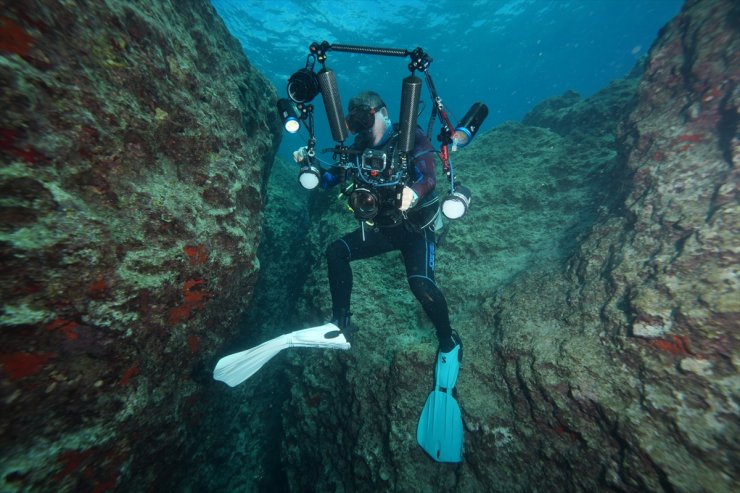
(416, 344, 463, 462)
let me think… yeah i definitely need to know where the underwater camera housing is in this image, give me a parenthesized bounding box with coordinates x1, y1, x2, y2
(279, 41, 488, 220)
(351, 148, 402, 220)
(357, 145, 406, 189)
(361, 149, 387, 173)
(348, 185, 403, 221)
(349, 187, 380, 220)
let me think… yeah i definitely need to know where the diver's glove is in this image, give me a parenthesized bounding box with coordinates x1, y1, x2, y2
(292, 146, 308, 163)
(321, 171, 339, 189)
(400, 186, 419, 211)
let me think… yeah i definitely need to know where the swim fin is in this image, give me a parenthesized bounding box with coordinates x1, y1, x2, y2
(213, 323, 351, 387)
(416, 339, 463, 463)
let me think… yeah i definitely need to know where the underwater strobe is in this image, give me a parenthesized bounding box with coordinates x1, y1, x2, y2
(277, 98, 301, 133)
(452, 102, 488, 149)
(441, 183, 472, 220)
(276, 95, 320, 188)
(287, 68, 320, 104)
(439, 102, 488, 219)
(298, 149, 321, 189)
(280, 45, 354, 189)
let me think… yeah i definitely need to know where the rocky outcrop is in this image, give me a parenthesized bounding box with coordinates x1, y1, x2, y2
(0, 1, 280, 491)
(468, 1, 738, 489)
(269, 0, 737, 491)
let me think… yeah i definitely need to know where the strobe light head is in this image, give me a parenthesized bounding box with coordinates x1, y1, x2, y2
(288, 68, 320, 104)
(298, 163, 320, 190)
(442, 184, 471, 220)
(277, 98, 301, 133)
(452, 102, 489, 148)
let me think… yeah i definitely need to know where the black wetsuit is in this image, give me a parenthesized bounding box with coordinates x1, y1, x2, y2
(325, 128, 452, 343)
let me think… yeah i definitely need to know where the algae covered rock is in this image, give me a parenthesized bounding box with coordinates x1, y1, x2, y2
(0, 0, 279, 491)
(462, 0, 739, 491)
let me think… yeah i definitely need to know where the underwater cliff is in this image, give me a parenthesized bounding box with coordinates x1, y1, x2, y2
(1, 0, 279, 491)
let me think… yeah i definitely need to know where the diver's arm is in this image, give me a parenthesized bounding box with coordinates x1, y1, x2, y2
(320, 169, 341, 189)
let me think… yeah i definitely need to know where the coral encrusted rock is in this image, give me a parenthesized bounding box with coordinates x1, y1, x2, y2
(271, 0, 738, 492)
(0, 1, 280, 491)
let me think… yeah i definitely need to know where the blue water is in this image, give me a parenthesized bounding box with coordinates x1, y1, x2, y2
(211, 0, 683, 162)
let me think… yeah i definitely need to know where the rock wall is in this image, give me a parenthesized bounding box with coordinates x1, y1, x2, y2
(172, 156, 309, 493)
(0, 1, 280, 491)
(269, 0, 737, 491)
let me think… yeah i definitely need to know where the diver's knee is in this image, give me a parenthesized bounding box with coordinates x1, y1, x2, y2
(326, 240, 350, 264)
(408, 276, 434, 300)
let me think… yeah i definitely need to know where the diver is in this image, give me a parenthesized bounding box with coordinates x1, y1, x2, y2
(217, 42, 481, 463)
(293, 90, 461, 355)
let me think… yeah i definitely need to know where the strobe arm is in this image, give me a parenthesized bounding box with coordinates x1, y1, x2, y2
(328, 43, 409, 58)
(310, 41, 432, 73)
(312, 41, 409, 60)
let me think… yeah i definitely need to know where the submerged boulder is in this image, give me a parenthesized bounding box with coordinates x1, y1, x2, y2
(0, 0, 279, 491)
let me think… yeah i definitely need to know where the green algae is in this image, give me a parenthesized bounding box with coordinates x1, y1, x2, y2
(85, 300, 140, 330)
(0, 303, 50, 326)
(116, 248, 178, 290)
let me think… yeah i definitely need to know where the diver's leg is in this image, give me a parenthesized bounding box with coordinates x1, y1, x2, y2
(325, 226, 394, 328)
(399, 228, 456, 351)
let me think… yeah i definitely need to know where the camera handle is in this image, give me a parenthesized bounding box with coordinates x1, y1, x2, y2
(333, 145, 350, 184)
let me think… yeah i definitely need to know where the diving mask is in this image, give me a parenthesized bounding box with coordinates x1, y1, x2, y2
(345, 104, 384, 134)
